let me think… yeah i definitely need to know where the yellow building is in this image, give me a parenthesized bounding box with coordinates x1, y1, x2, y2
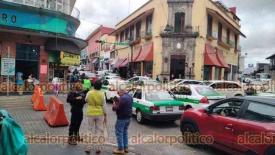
(111, 0, 245, 80)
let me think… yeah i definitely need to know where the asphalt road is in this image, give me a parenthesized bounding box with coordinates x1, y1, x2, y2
(0, 95, 229, 155)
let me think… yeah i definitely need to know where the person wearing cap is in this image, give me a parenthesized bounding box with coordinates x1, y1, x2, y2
(112, 86, 133, 154)
(85, 80, 107, 154)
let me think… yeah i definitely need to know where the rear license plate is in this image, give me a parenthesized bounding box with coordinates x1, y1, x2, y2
(166, 106, 173, 112)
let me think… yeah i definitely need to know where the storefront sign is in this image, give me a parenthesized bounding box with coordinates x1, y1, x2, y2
(0, 4, 77, 36)
(60, 51, 80, 66)
(1, 58, 15, 76)
(40, 65, 48, 74)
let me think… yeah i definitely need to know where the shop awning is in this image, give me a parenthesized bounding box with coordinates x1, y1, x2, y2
(120, 59, 129, 68)
(131, 46, 142, 62)
(136, 42, 153, 62)
(216, 49, 229, 68)
(204, 44, 222, 67)
(114, 58, 127, 68)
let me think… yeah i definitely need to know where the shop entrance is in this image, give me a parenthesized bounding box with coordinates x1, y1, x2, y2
(170, 55, 185, 80)
(15, 44, 40, 80)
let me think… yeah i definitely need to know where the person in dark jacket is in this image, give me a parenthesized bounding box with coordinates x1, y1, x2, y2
(67, 82, 88, 145)
(112, 88, 133, 154)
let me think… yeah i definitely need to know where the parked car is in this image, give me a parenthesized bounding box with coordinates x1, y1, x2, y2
(168, 79, 203, 87)
(103, 77, 126, 102)
(129, 89, 185, 123)
(168, 79, 185, 85)
(180, 96, 275, 155)
(170, 85, 226, 109)
(134, 79, 161, 86)
(125, 76, 151, 84)
(205, 80, 245, 97)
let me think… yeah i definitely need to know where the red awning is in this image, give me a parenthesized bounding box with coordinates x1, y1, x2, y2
(136, 42, 153, 62)
(216, 49, 229, 68)
(204, 44, 222, 67)
(131, 46, 142, 62)
(114, 58, 126, 68)
(119, 59, 129, 68)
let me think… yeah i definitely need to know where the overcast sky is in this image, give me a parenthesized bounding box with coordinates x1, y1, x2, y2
(75, 0, 275, 67)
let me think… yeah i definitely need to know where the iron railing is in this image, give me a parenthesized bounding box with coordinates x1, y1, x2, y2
(2, 0, 80, 18)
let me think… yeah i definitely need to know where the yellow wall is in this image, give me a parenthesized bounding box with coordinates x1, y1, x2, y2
(192, 0, 242, 80)
(114, 0, 242, 80)
(114, 0, 168, 78)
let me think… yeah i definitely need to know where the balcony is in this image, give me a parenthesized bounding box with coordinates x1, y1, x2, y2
(2, 0, 80, 18)
(160, 25, 199, 38)
(218, 36, 234, 49)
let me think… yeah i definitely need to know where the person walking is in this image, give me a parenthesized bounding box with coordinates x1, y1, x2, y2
(112, 88, 133, 154)
(85, 80, 107, 154)
(83, 77, 91, 91)
(52, 77, 60, 96)
(66, 82, 87, 145)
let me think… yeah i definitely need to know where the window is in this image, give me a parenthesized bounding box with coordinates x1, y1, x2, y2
(234, 34, 238, 49)
(243, 102, 275, 122)
(145, 91, 174, 101)
(226, 29, 230, 44)
(146, 14, 152, 35)
(174, 12, 185, 33)
(130, 25, 135, 40)
(133, 90, 142, 99)
(212, 100, 243, 118)
(16, 44, 40, 60)
(125, 28, 129, 40)
(227, 83, 241, 89)
(204, 66, 212, 80)
(215, 67, 221, 80)
(218, 22, 222, 41)
(136, 21, 141, 39)
(171, 86, 192, 95)
(120, 31, 124, 42)
(207, 14, 213, 36)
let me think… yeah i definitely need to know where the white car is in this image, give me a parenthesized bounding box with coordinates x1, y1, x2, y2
(125, 76, 151, 84)
(103, 78, 126, 103)
(170, 84, 226, 109)
(205, 80, 244, 97)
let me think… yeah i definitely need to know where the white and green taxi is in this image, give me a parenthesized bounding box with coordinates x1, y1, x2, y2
(128, 89, 185, 123)
(170, 84, 226, 109)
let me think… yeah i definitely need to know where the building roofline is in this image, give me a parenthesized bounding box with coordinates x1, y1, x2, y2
(207, 8, 246, 38)
(85, 26, 114, 41)
(115, 0, 152, 27)
(210, 0, 241, 22)
(266, 54, 275, 59)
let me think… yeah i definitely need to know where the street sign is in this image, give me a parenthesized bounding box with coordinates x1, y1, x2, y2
(1, 58, 15, 76)
(114, 42, 129, 46)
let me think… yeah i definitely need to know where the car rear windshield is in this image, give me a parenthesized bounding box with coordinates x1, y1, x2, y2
(145, 91, 174, 101)
(194, 86, 221, 96)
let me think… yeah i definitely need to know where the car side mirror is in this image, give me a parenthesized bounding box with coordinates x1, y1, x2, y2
(205, 107, 212, 115)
